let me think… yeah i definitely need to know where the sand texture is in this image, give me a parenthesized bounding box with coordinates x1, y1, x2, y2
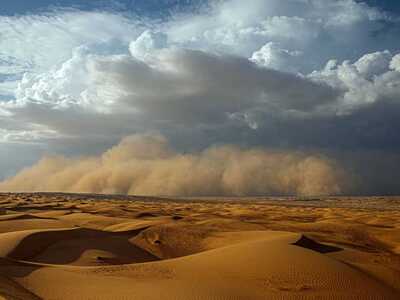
(0, 193, 399, 299)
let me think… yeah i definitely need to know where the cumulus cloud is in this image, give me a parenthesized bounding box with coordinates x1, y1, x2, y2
(309, 50, 400, 113)
(390, 54, 400, 71)
(2, 46, 339, 139)
(7, 45, 399, 143)
(129, 30, 168, 60)
(251, 42, 304, 73)
(167, 0, 399, 72)
(0, 134, 347, 196)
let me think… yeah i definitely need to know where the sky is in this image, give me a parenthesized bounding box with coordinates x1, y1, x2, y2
(0, 0, 400, 196)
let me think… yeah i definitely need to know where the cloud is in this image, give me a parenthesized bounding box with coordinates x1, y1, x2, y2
(354, 50, 393, 79)
(0, 0, 400, 195)
(129, 30, 168, 60)
(250, 42, 304, 73)
(0, 134, 347, 196)
(0, 10, 145, 95)
(308, 50, 400, 114)
(166, 0, 399, 72)
(2, 46, 339, 141)
(390, 54, 400, 71)
(6, 45, 400, 146)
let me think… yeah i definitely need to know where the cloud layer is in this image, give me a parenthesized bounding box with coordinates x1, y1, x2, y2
(4, 43, 400, 150)
(0, 0, 400, 195)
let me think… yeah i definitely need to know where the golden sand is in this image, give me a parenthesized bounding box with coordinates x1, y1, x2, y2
(0, 193, 399, 299)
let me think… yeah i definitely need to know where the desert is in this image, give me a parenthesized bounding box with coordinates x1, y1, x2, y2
(0, 193, 398, 299)
(2, 1, 400, 299)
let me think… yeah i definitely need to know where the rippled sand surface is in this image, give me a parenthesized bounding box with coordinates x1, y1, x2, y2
(0, 193, 398, 299)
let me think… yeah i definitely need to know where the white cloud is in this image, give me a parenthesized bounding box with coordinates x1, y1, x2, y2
(0, 11, 142, 70)
(129, 30, 168, 60)
(390, 54, 400, 71)
(166, 0, 395, 66)
(0, 128, 58, 144)
(14, 47, 91, 107)
(251, 42, 303, 73)
(354, 50, 392, 79)
(0, 10, 145, 95)
(309, 50, 400, 113)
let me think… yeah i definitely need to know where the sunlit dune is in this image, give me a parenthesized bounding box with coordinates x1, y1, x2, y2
(0, 193, 398, 299)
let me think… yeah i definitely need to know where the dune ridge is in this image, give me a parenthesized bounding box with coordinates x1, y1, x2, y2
(0, 193, 398, 299)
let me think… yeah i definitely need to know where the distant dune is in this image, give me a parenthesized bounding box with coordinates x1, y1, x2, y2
(0, 193, 399, 299)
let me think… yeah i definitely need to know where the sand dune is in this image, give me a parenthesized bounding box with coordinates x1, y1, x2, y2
(0, 193, 398, 299)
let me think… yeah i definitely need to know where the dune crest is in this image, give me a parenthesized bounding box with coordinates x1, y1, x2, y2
(0, 193, 399, 299)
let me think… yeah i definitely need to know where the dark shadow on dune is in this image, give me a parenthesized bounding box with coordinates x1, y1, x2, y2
(293, 235, 342, 253)
(0, 257, 41, 284)
(135, 212, 160, 218)
(367, 224, 394, 229)
(5, 205, 69, 212)
(5, 226, 158, 274)
(0, 214, 57, 222)
(0, 273, 41, 300)
(281, 215, 320, 223)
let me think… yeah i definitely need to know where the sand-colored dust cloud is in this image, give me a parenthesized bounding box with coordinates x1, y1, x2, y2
(0, 134, 349, 196)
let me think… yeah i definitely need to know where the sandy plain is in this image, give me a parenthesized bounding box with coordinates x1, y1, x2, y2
(0, 193, 398, 299)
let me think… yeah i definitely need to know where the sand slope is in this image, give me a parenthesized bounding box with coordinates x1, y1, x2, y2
(0, 193, 398, 299)
(0, 229, 397, 300)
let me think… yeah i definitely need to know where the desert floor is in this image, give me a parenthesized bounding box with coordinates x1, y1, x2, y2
(0, 193, 399, 299)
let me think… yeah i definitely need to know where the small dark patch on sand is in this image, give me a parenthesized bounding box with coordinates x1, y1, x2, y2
(293, 235, 342, 253)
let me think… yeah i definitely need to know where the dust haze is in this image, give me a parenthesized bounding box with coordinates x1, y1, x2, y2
(0, 134, 349, 196)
